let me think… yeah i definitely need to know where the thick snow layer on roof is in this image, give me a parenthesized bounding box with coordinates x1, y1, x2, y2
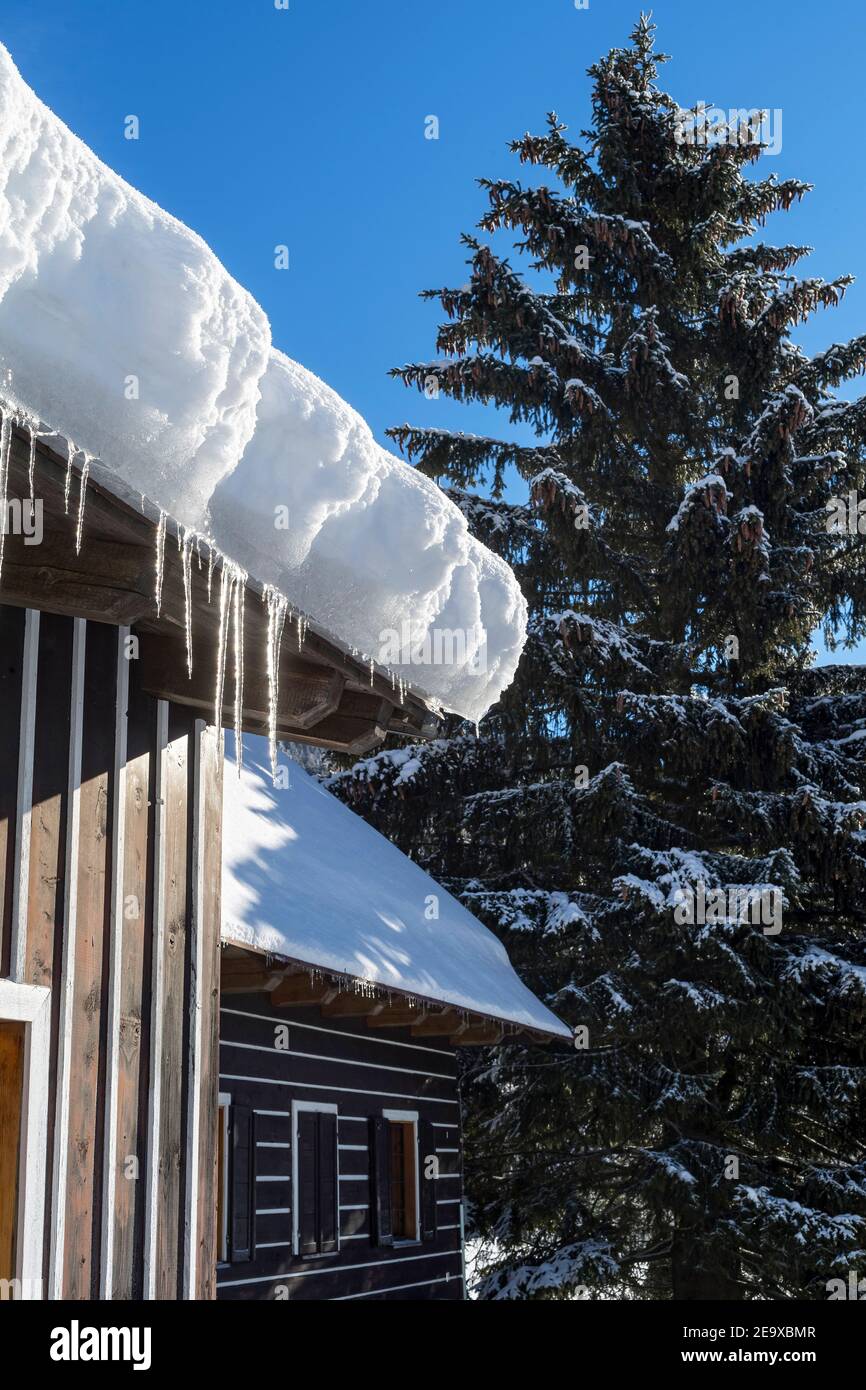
(0, 47, 269, 530)
(210, 351, 527, 725)
(0, 45, 526, 724)
(221, 734, 570, 1039)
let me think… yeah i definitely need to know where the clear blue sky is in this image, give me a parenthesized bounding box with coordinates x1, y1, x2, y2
(2, 0, 864, 659)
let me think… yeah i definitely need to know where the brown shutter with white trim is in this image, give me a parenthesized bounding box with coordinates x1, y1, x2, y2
(419, 1116, 438, 1241)
(369, 1115, 393, 1246)
(230, 1105, 255, 1263)
(318, 1111, 339, 1254)
(297, 1110, 319, 1256)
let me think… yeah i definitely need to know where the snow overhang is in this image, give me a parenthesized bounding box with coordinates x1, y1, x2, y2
(0, 43, 528, 729)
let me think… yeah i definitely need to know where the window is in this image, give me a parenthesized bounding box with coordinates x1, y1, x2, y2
(292, 1101, 339, 1258)
(371, 1110, 438, 1247)
(387, 1114, 419, 1241)
(0, 979, 50, 1299)
(214, 1097, 257, 1266)
(0, 1021, 25, 1283)
(216, 1094, 230, 1264)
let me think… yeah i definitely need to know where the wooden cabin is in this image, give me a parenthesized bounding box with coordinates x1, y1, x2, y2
(215, 740, 568, 1300)
(0, 418, 567, 1302)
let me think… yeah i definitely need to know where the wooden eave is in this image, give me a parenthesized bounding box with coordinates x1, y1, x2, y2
(0, 419, 440, 753)
(220, 940, 562, 1046)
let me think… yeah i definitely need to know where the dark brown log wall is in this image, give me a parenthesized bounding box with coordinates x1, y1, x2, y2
(217, 991, 466, 1301)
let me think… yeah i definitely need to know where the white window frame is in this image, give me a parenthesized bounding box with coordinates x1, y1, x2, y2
(0, 979, 51, 1299)
(383, 1108, 420, 1245)
(217, 1092, 231, 1264)
(291, 1100, 339, 1257)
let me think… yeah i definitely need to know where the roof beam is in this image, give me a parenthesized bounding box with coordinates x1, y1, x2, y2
(320, 993, 382, 1018)
(410, 1008, 464, 1037)
(286, 695, 395, 754)
(367, 1001, 428, 1029)
(0, 533, 158, 627)
(137, 632, 346, 732)
(450, 1020, 505, 1045)
(221, 968, 288, 995)
(271, 973, 341, 1008)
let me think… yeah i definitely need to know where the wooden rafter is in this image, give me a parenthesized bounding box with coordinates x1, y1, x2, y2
(219, 945, 558, 1045)
(321, 993, 382, 1018)
(270, 973, 341, 1008)
(410, 1008, 465, 1037)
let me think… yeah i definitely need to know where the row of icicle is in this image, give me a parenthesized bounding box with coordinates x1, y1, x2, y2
(0, 403, 410, 784)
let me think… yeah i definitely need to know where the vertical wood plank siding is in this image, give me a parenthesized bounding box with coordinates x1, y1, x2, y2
(0, 603, 221, 1299)
(112, 656, 157, 1299)
(191, 722, 223, 1299)
(9, 608, 39, 982)
(100, 626, 130, 1296)
(217, 994, 466, 1301)
(63, 619, 116, 1297)
(0, 606, 25, 979)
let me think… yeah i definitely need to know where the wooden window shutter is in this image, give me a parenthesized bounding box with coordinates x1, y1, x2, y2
(297, 1110, 320, 1257)
(318, 1111, 339, 1255)
(419, 1117, 438, 1241)
(230, 1105, 255, 1263)
(0, 1022, 24, 1282)
(369, 1115, 393, 1247)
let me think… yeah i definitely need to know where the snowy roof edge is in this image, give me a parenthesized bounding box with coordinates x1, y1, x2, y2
(81, 448, 446, 716)
(1, 410, 443, 726)
(220, 929, 569, 1041)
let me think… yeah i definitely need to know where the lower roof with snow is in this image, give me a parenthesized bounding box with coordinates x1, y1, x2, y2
(221, 734, 570, 1040)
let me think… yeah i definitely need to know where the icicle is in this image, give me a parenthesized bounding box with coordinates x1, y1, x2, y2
(27, 428, 36, 502)
(263, 585, 289, 782)
(180, 528, 194, 677)
(369, 656, 375, 687)
(194, 534, 202, 570)
(232, 573, 246, 771)
(64, 439, 75, 514)
(207, 544, 216, 603)
(214, 561, 233, 732)
(0, 409, 14, 585)
(74, 454, 90, 554)
(154, 510, 167, 616)
(213, 558, 247, 769)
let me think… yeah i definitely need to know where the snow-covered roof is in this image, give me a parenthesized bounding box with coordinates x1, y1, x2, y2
(0, 44, 527, 725)
(221, 734, 571, 1039)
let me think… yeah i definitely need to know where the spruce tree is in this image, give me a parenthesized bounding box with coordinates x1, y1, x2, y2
(328, 17, 866, 1299)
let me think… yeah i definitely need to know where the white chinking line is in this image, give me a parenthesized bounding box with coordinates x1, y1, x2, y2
(48, 616, 86, 1300)
(100, 626, 130, 1298)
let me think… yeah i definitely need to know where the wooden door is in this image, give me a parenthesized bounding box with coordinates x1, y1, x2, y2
(0, 1019, 25, 1281)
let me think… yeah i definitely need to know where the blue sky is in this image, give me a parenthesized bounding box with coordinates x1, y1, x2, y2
(2, 0, 864, 659)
